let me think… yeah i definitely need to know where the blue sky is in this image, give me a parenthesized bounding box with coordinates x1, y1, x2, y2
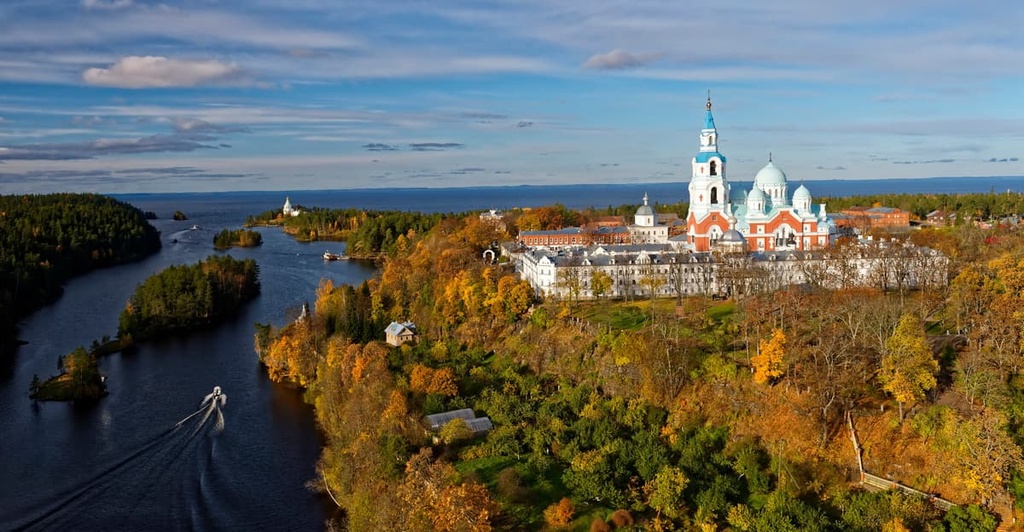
(0, 0, 1021, 194)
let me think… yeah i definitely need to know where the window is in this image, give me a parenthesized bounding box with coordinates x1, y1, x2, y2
(710, 187, 718, 204)
(710, 160, 718, 176)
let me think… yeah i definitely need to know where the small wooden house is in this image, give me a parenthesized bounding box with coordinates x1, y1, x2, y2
(385, 321, 416, 346)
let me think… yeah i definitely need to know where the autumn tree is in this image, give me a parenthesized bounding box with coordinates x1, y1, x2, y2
(879, 314, 937, 418)
(752, 328, 786, 384)
(645, 465, 689, 519)
(556, 259, 586, 308)
(398, 448, 498, 532)
(591, 269, 613, 300)
(544, 497, 575, 528)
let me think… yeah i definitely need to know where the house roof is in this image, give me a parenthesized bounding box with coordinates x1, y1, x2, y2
(385, 321, 415, 336)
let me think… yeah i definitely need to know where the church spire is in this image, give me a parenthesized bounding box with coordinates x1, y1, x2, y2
(704, 91, 716, 130)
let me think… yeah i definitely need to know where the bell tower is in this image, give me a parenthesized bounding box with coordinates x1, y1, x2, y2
(688, 93, 729, 218)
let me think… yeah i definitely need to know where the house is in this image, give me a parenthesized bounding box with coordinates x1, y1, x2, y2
(425, 408, 493, 435)
(838, 206, 910, 231)
(385, 321, 416, 346)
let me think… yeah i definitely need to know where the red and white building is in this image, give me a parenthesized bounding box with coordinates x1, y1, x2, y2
(684, 98, 836, 252)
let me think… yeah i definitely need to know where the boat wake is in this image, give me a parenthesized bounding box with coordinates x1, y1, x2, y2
(11, 387, 228, 532)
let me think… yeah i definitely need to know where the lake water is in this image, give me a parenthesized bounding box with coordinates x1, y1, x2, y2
(0, 199, 375, 530)
(2, 176, 1023, 530)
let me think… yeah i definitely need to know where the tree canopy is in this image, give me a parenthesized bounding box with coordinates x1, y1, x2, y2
(0, 193, 161, 358)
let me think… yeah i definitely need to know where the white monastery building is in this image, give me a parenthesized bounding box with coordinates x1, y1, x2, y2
(509, 97, 946, 300)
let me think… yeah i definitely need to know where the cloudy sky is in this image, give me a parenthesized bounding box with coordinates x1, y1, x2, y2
(0, 0, 1021, 194)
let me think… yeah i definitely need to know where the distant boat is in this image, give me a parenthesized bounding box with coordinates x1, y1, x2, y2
(190, 225, 201, 230)
(323, 251, 346, 261)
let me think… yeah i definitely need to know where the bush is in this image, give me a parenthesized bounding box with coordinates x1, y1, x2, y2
(590, 518, 612, 532)
(609, 509, 634, 528)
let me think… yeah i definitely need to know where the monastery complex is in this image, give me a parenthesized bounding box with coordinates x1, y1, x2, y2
(509, 98, 944, 300)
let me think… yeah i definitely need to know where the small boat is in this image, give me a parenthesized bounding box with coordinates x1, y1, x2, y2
(323, 251, 346, 261)
(190, 225, 201, 230)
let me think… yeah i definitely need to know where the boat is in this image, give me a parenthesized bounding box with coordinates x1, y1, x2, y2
(190, 224, 201, 230)
(323, 251, 347, 261)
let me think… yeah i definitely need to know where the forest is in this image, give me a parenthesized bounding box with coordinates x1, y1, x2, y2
(118, 255, 260, 342)
(247, 207, 452, 257)
(0, 193, 161, 359)
(252, 193, 1024, 530)
(213, 228, 263, 250)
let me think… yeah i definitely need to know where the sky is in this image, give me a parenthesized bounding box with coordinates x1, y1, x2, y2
(0, 0, 1022, 194)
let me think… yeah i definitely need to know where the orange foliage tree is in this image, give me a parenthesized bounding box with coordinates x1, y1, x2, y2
(543, 497, 575, 527)
(398, 448, 498, 532)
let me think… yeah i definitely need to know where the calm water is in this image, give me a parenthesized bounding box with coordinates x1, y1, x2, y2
(111, 175, 1024, 214)
(0, 198, 375, 530)
(2, 176, 1023, 530)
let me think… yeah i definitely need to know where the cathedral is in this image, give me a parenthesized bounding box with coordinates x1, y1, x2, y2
(685, 97, 836, 252)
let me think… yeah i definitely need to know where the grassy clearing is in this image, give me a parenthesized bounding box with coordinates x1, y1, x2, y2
(708, 299, 736, 321)
(576, 302, 649, 330)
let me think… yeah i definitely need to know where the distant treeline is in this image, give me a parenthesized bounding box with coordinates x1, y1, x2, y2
(213, 228, 263, 250)
(247, 207, 452, 257)
(118, 255, 260, 342)
(821, 191, 1024, 221)
(0, 193, 161, 358)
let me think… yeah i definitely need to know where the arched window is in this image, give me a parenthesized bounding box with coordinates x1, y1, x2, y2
(710, 187, 718, 204)
(710, 160, 718, 176)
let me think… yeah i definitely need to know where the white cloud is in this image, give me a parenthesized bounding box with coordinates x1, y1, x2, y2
(582, 49, 651, 70)
(82, 56, 243, 88)
(81, 0, 134, 10)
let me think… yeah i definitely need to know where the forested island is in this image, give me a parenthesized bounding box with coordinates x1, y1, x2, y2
(29, 256, 261, 402)
(0, 193, 161, 360)
(213, 228, 263, 250)
(118, 255, 260, 343)
(255, 193, 1024, 531)
(246, 207, 446, 258)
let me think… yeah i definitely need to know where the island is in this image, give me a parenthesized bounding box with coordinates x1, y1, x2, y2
(173, 210, 188, 221)
(246, 206, 446, 259)
(30, 346, 107, 402)
(29, 256, 260, 402)
(0, 193, 161, 360)
(213, 228, 263, 250)
(118, 255, 260, 343)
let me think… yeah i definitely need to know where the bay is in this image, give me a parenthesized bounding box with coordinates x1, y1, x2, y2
(2, 175, 1022, 530)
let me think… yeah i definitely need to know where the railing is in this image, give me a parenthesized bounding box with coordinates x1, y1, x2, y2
(861, 471, 954, 511)
(849, 412, 954, 511)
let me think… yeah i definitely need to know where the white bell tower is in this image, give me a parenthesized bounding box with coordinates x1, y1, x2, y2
(688, 93, 729, 218)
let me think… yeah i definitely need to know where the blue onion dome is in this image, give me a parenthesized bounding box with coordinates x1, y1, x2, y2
(746, 186, 766, 209)
(754, 160, 787, 187)
(792, 184, 812, 203)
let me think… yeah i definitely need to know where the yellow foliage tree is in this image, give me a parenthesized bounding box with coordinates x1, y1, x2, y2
(752, 328, 786, 384)
(879, 314, 937, 418)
